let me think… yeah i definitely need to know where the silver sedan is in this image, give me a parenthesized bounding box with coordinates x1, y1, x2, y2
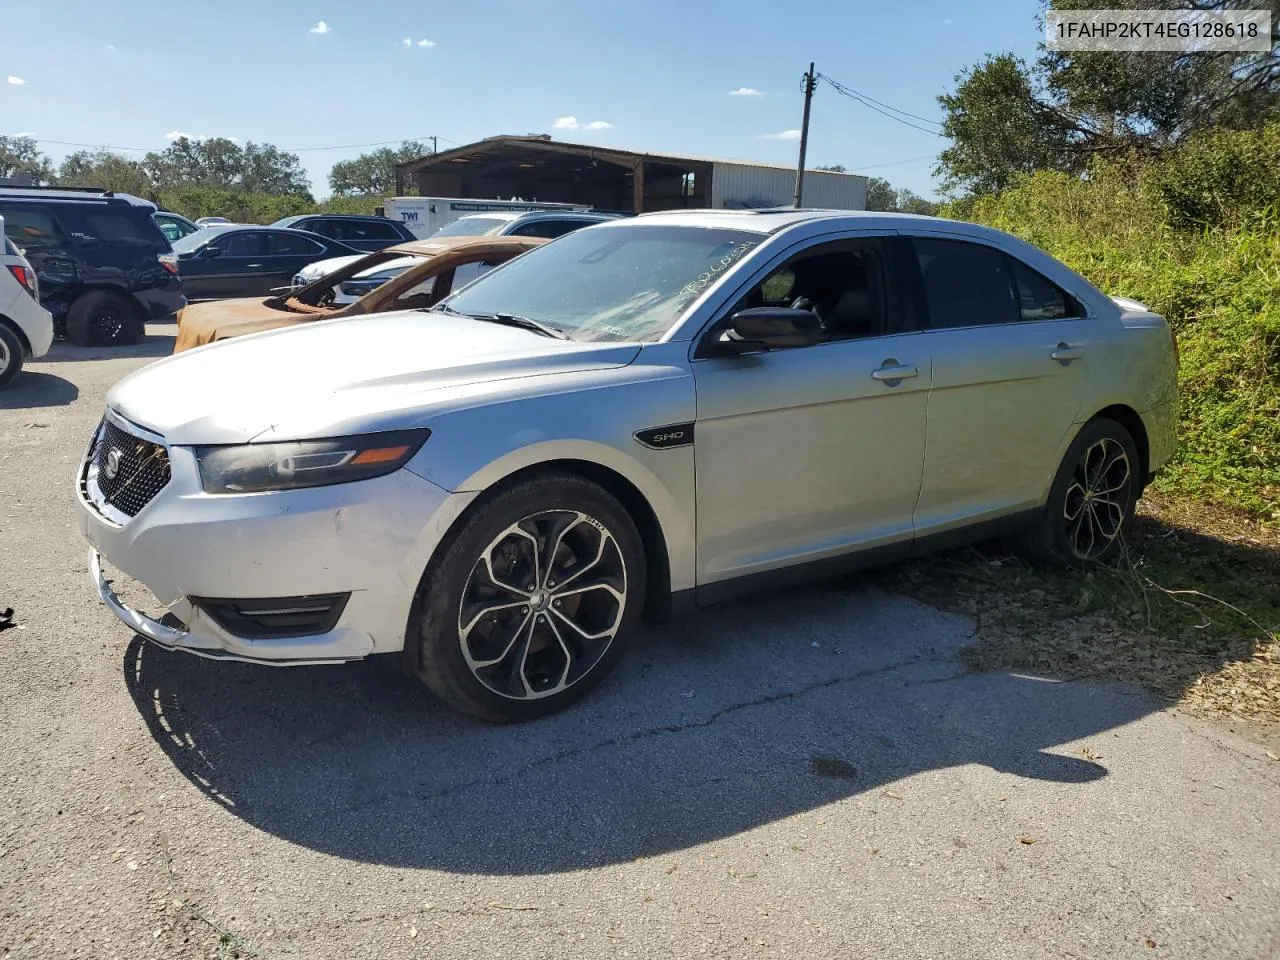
(77, 210, 1178, 721)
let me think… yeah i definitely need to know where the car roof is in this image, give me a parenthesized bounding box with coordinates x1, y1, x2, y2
(0, 186, 156, 209)
(616, 207, 981, 237)
(452, 210, 617, 225)
(382, 235, 547, 258)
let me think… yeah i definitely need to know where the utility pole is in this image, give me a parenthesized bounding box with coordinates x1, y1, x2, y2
(793, 63, 816, 208)
(430, 135, 438, 155)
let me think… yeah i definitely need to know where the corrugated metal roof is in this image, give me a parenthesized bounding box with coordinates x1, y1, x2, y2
(399, 135, 866, 179)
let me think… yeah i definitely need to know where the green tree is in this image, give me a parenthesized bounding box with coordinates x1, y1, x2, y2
(328, 141, 429, 197)
(56, 150, 154, 196)
(937, 0, 1280, 196)
(0, 136, 53, 183)
(142, 137, 311, 197)
(864, 177, 897, 211)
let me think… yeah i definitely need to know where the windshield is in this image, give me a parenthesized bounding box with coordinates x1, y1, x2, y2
(434, 216, 511, 238)
(444, 224, 762, 342)
(172, 230, 216, 254)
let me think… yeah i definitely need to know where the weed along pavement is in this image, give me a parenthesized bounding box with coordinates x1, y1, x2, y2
(2, 329, 1279, 959)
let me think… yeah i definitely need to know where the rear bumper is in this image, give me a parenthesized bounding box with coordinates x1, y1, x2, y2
(137, 284, 186, 321)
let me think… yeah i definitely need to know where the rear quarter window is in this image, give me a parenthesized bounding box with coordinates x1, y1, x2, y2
(79, 211, 165, 247)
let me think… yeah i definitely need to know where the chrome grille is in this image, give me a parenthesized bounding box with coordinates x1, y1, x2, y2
(92, 418, 171, 517)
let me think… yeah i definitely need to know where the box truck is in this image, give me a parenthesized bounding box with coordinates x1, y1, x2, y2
(382, 197, 592, 239)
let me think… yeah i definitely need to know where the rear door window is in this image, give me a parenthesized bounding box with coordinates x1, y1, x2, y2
(81, 211, 156, 246)
(509, 219, 584, 239)
(913, 237, 1019, 329)
(0, 204, 65, 250)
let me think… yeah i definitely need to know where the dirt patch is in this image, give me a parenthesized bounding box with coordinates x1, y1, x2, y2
(874, 494, 1280, 729)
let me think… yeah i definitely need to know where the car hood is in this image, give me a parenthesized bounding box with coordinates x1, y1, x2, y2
(108, 311, 641, 445)
(299, 254, 364, 279)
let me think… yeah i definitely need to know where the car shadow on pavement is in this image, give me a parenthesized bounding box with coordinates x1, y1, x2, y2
(123, 583, 1156, 876)
(0, 370, 78, 408)
(35, 328, 175, 363)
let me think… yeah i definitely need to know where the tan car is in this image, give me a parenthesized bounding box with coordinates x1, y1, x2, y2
(172, 235, 546, 353)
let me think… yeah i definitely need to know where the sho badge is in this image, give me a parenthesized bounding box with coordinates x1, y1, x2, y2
(104, 448, 123, 480)
(634, 423, 694, 450)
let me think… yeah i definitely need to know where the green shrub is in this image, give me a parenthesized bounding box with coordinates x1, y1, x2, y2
(959, 137, 1280, 520)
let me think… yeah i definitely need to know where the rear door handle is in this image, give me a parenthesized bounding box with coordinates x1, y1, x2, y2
(871, 361, 919, 382)
(1050, 342, 1084, 362)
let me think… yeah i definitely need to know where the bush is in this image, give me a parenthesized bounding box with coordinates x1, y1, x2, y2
(959, 134, 1280, 520)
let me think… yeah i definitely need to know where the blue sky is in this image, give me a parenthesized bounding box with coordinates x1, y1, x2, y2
(0, 0, 1043, 199)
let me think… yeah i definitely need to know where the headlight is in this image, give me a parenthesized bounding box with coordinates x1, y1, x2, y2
(195, 429, 430, 494)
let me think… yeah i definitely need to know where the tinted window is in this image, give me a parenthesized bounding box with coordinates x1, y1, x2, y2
(346, 219, 401, 241)
(82, 212, 154, 246)
(509, 219, 583, 239)
(216, 232, 263, 257)
(267, 232, 324, 256)
(914, 237, 1018, 329)
(1009, 257, 1078, 321)
(0, 204, 64, 249)
(296, 218, 334, 238)
(446, 225, 761, 343)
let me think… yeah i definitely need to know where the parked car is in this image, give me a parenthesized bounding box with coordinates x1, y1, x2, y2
(432, 209, 621, 239)
(172, 235, 544, 352)
(153, 211, 199, 244)
(0, 225, 54, 386)
(270, 214, 416, 252)
(173, 226, 359, 300)
(0, 186, 184, 345)
(289, 210, 619, 289)
(78, 210, 1177, 722)
(195, 217, 233, 228)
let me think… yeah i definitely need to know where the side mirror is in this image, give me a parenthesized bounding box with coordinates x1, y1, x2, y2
(202, 245, 223, 259)
(711, 307, 823, 355)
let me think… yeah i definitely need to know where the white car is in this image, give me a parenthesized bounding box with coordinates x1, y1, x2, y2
(79, 210, 1177, 722)
(0, 227, 54, 387)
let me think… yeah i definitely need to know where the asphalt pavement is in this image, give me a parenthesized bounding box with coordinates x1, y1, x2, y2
(1, 324, 1278, 959)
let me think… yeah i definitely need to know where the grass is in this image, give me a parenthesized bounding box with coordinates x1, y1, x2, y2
(876, 495, 1280, 725)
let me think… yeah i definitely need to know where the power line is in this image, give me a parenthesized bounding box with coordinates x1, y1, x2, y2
(817, 74, 944, 137)
(854, 153, 939, 170)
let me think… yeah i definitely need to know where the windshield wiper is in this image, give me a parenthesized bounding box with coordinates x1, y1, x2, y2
(437, 304, 569, 340)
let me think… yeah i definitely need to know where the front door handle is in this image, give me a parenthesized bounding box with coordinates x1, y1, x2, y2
(871, 361, 919, 382)
(245, 263, 264, 268)
(1050, 342, 1084, 363)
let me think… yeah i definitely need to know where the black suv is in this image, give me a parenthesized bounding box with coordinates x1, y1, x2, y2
(0, 187, 185, 345)
(270, 214, 415, 251)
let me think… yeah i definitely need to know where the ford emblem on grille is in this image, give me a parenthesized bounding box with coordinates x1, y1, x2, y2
(104, 447, 123, 480)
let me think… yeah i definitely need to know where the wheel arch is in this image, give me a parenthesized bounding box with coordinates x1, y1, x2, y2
(1087, 403, 1150, 483)
(69, 284, 149, 324)
(0, 313, 33, 356)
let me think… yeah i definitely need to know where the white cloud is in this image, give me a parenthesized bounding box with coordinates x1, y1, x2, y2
(7, 76, 25, 86)
(759, 129, 802, 141)
(309, 20, 330, 35)
(402, 36, 412, 46)
(165, 130, 239, 143)
(552, 116, 613, 132)
(729, 87, 763, 97)
(417, 38, 436, 47)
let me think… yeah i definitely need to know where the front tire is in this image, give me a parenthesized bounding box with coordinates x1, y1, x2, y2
(65, 290, 143, 347)
(412, 472, 646, 722)
(1023, 417, 1140, 565)
(0, 323, 24, 388)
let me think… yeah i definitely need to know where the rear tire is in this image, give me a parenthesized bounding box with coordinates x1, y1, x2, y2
(1020, 417, 1140, 566)
(65, 290, 143, 347)
(411, 471, 646, 722)
(0, 323, 24, 388)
